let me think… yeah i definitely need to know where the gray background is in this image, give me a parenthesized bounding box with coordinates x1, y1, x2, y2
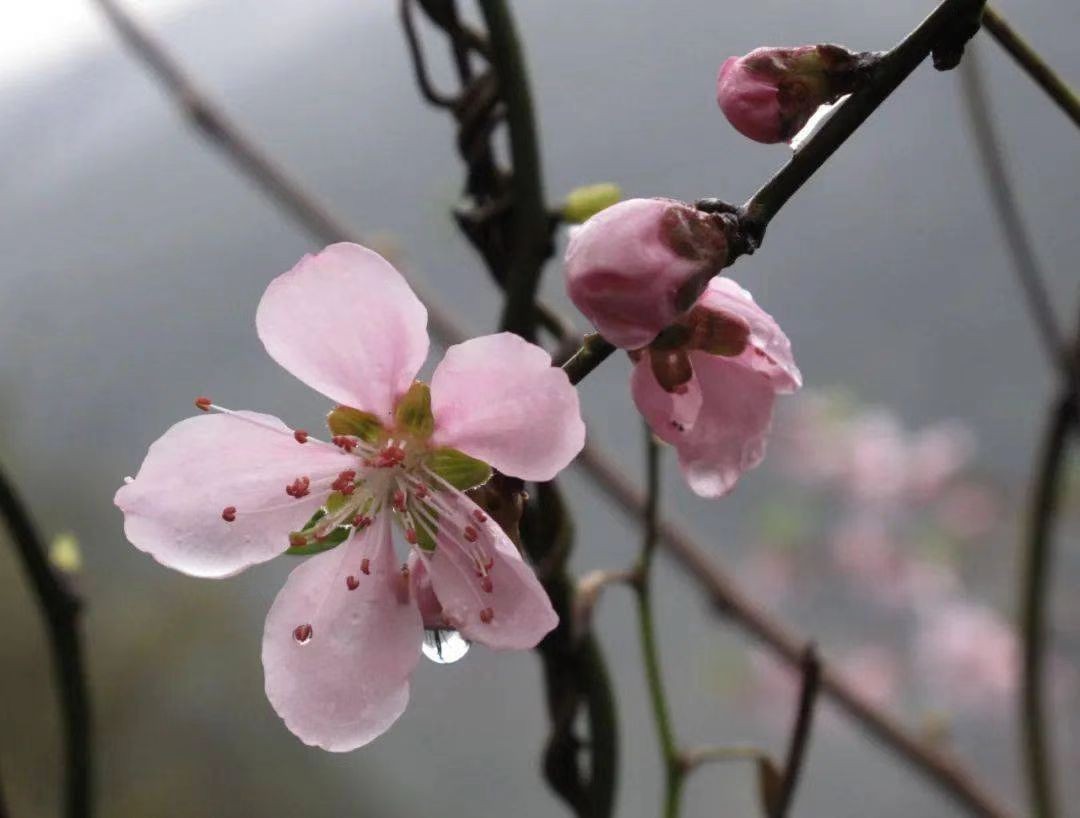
(2, 0, 1078, 816)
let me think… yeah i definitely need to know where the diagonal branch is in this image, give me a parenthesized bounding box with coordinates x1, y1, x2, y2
(771, 645, 822, 818)
(0, 465, 92, 818)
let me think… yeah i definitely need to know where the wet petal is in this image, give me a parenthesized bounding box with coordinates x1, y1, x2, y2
(430, 333, 585, 482)
(262, 519, 423, 751)
(673, 352, 778, 498)
(630, 357, 703, 446)
(115, 411, 352, 578)
(256, 243, 429, 421)
(420, 491, 557, 650)
(698, 278, 801, 392)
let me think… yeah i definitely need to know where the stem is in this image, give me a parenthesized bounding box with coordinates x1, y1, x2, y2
(562, 334, 617, 385)
(772, 647, 822, 818)
(959, 46, 1067, 371)
(0, 464, 92, 818)
(981, 6, 1080, 129)
(478, 0, 550, 340)
(1019, 313, 1078, 818)
(575, 442, 1015, 818)
(634, 430, 683, 817)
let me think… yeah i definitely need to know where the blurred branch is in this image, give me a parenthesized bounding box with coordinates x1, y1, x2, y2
(770, 646, 822, 818)
(980, 6, 1080, 129)
(0, 465, 92, 818)
(959, 46, 1067, 371)
(574, 442, 1016, 818)
(1019, 304, 1079, 818)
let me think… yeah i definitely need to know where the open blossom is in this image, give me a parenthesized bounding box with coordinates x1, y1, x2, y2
(631, 277, 801, 497)
(717, 45, 864, 144)
(114, 243, 584, 750)
(565, 198, 731, 349)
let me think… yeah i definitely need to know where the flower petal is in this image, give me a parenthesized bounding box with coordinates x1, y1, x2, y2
(256, 243, 429, 420)
(630, 357, 703, 446)
(262, 517, 423, 751)
(420, 491, 557, 650)
(115, 411, 353, 578)
(698, 278, 801, 392)
(671, 352, 778, 498)
(430, 333, 585, 482)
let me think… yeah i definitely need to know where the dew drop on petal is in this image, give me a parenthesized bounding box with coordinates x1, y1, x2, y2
(421, 629, 470, 665)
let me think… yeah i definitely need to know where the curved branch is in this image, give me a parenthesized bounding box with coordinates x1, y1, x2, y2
(0, 464, 92, 818)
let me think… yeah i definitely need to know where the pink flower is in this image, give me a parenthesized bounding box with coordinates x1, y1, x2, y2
(564, 198, 731, 349)
(114, 243, 584, 750)
(716, 45, 863, 144)
(631, 277, 801, 497)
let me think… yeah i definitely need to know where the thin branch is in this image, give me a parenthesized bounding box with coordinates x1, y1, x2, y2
(1018, 305, 1079, 818)
(981, 6, 1080, 129)
(399, 0, 459, 108)
(771, 646, 822, 818)
(959, 46, 1067, 371)
(0, 464, 92, 818)
(562, 333, 617, 386)
(574, 442, 1015, 818)
(634, 430, 684, 818)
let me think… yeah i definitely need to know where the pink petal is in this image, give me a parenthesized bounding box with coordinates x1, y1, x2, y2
(114, 411, 353, 578)
(421, 492, 557, 650)
(430, 333, 585, 482)
(256, 243, 429, 421)
(630, 357, 703, 446)
(262, 518, 423, 751)
(698, 278, 801, 392)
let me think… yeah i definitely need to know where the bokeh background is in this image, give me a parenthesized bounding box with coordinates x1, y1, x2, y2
(2, 1, 1079, 815)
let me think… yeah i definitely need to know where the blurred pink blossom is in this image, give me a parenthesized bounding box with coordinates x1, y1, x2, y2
(116, 243, 584, 750)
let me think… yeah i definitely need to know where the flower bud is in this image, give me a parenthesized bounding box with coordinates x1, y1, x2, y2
(564, 198, 730, 349)
(716, 44, 864, 144)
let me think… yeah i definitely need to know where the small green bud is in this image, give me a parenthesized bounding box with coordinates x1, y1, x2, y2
(561, 183, 622, 224)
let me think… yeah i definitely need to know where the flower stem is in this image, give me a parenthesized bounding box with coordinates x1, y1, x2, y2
(981, 6, 1080, 129)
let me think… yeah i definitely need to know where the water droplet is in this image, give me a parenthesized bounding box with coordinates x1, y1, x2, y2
(421, 629, 470, 664)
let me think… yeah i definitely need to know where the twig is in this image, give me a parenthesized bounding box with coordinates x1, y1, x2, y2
(0, 464, 92, 818)
(771, 646, 822, 818)
(634, 430, 684, 817)
(981, 6, 1080, 129)
(399, 0, 458, 108)
(959, 46, 1067, 371)
(1018, 305, 1079, 818)
(574, 442, 1015, 818)
(562, 333, 617, 386)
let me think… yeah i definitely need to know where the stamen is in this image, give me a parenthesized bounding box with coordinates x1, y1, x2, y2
(331, 470, 358, 493)
(405, 527, 418, 544)
(332, 435, 358, 452)
(480, 576, 493, 593)
(472, 509, 487, 523)
(463, 526, 478, 543)
(194, 396, 212, 411)
(392, 489, 407, 513)
(346, 575, 360, 590)
(293, 429, 309, 444)
(353, 514, 372, 529)
(221, 506, 237, 522)
(360, 558, 371, 575)
(376, 444, 407, 468)
(479, 607, 494, 624)
(285, 476, 311, 498)
(293, 623, 313, 644)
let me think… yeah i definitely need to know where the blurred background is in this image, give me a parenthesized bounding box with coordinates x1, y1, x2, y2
(2, 0, 1078, 815)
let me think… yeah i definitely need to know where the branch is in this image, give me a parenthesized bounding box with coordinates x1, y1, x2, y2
(0, 464, 92, 818)
(980, 6, 1080, 129)
(771, 646, 822, 818)
(574, 442, 1016, 818)
(1018, 305, 1079, 818)
(959, 46, 1067, 371)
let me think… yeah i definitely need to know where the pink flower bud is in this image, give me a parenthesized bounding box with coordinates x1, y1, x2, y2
(717, 45, 864, 144)
(564, 198, 730, 349)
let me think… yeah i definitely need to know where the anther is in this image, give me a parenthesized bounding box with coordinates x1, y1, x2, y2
(293, 429, 309, 444)
(285, 476, 311, 498)
(353, 515, 372, 529)
(221, 506, 237, 522)
(463, 526, 478, 543)
(405, 527, 417, 544)
(376, 445, 406, 468)
(346, 575, 360, 591)
(392, 489, 407, 512)
(479, 607, 494, 624)
(331, 470, 357, 492)
(332, 435, 358, 452)
(480, 576, 493, 593)
(194, 396, 212, 411)
(472, 509, 487, 523)
(360, 558, 371, 575)
(293, 623, 313, 644)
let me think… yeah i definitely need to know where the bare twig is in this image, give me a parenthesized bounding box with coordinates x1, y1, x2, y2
(0, 465, 92, 818)
(399, 0, 458, 108)
(981, 6, 1080, 129)
(771, 646, 822, 818)
(575, 442, 1015, 818)
(959, 46, 1067, 371)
